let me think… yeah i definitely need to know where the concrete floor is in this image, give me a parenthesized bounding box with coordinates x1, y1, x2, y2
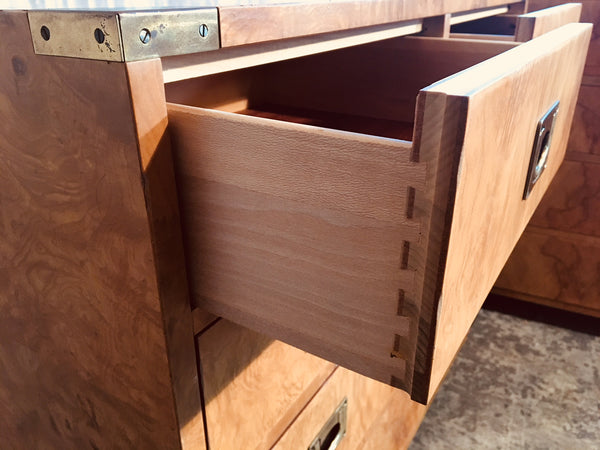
(410, 298, 600, 450)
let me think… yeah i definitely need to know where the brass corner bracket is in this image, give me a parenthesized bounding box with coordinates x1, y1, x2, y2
(28, 8, 220, 62)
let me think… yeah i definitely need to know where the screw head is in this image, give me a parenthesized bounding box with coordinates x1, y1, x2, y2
(139, 28, 151, 44)
(94, 28, 105, 44)
(199, 24, 209, 38)
(40, 25, 50, 41)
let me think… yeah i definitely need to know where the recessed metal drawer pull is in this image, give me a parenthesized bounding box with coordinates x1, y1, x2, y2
(308, 398, 348, 450)
(524, 100, 560, 199)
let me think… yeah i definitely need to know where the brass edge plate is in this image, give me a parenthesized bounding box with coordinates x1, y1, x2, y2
(28, 8, 219, 61)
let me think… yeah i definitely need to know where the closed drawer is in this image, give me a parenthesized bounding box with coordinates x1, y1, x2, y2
(450, 3, 582, 41)
(272, 367, 427, 450)
(196, 319, 336, 449)
(167, 23, 591, 403)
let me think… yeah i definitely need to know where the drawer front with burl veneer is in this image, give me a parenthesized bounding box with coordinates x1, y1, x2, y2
(196, 319, 336, 449)
(166, 23, 591, 403)
(273, 366, 427, 450)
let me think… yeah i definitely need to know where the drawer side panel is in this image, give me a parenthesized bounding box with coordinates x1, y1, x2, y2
(168, 104, 422, 391)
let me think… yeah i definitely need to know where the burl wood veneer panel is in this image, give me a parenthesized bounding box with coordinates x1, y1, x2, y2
(0, 12, 202, 448)
(272, 367, 428, 450)
(197, 320, 336, 450)
(567, 84, 600, 155)
(526, 160, 600, 236)
(217, 0, 524, 47)
(495, 228, 600, 317)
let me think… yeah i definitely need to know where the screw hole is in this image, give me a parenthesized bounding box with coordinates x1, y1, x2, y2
(139, 28, 151, 44)
(199, 24, 209, 38)
(40, 26, 50, 41)
(94, 28, 105, 44)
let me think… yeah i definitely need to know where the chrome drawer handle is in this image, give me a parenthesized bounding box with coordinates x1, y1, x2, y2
(524, 100, 559, 199)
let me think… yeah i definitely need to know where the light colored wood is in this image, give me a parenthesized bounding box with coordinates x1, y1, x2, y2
(166, 25, 590, 403)
(450, 5, 510, 24)
(225, 36, 516, 126)
(427, 23, 592, 400)
(450, 32, 516, 40)
(359, 392, 429, 450)
(168, 101, 417, 389)
(126, 59, 206, 450)
(528, 0, 600, 77)
(162, 20, 422, 83)
(421, 14, 452, 38)
(515, 3, 582, 41)
(495, 227, 600, 316)
(272, 367, 428, 450)
(197, 320, 336, 450)
(0, 11, 193, 448)
(218, 0, 523, 47)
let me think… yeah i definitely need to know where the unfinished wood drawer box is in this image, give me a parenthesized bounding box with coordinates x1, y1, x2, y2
(166, 23, 591, 404)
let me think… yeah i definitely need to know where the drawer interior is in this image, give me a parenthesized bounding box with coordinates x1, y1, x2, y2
(165, 36, 514, 142)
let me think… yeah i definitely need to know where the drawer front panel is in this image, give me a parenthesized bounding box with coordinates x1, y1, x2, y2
(272, 367, 427, 450)
(197, 320, 335, 450)
(515, 3, 582, 41)
(425, 23, 592, 398)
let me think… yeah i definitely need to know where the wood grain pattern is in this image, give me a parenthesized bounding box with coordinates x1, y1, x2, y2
(218, 0, 523, 47)
(515, 3, 582, 41)
(526, 160, 600, 236)
(126, 59, 205, 450)
(427, 23, 592, 400)
(450, 5, 510, 24)
(272, 367, 427, 450)
(495, 227, 600, 316)
(0, 11, 185, 448)
(162, 20, 422, 83)
(567, 84, 600, 155)
(494, 4, 600, 318)
(528, 0, 600, 76)
(197, 320, 336, 450)
(169, 102, 416, 389)
(167, 27, 589, 403)
(359, 390, 428, 450)
(166, 35, 512, 396)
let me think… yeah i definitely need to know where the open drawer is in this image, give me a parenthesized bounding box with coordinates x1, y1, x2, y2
(450, 3, 582, 41)
(165, 23, 591, 404)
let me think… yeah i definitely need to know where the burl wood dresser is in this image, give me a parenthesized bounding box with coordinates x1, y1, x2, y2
(0, 1, 591, 448)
